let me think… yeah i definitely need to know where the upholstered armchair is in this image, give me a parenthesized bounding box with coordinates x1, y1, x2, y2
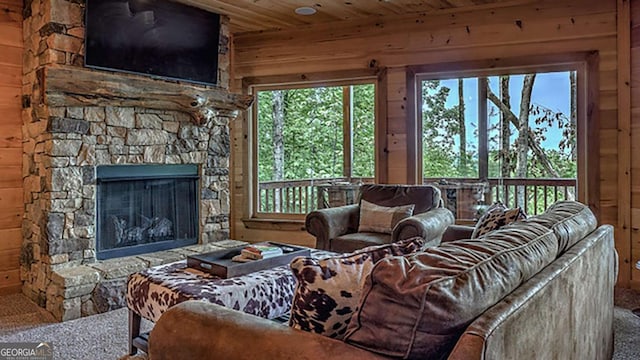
(305, 184, 455, 253)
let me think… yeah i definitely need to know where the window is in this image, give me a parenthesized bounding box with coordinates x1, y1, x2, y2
(411, 55, 595, 220)
(252, 82, 376, 216)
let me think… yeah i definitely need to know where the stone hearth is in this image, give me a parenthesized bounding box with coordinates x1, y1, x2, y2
(20, 0, 251, 320)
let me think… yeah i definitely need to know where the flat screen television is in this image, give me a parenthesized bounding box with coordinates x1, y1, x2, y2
(85, 0, 220, 86)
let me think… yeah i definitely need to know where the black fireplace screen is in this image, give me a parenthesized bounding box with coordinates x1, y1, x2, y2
(96, 164, 199, 260)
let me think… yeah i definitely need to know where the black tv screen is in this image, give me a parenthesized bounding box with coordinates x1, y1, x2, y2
(85, 0, 220, 86)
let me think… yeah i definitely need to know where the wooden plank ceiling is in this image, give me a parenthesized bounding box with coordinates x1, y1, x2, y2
(182, 0, 533, 34)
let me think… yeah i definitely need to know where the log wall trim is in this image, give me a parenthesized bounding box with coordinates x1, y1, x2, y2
(42, 66, 254, 125)
(617, 0, 631, 288)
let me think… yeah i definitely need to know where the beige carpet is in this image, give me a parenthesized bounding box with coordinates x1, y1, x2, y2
(0, 293, 56, 335)
(0, 293, 153, 360)
(0, 291, 639, 359)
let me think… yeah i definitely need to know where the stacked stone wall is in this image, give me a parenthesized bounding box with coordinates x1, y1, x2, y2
(21, 0, 236, 320)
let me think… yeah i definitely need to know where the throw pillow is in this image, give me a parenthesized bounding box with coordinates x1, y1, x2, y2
(358, 199, 415, 234)
(472, 202, 527, 238)
(288, 237, 425, 339)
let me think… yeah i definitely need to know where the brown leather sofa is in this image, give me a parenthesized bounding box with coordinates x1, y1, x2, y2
(305, 184, 455, 253)
(148, 201, 617, 360)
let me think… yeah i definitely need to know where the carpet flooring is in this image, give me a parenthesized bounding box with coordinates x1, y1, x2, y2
(0, 293, 153, 360)
(0, 291, 639, 359)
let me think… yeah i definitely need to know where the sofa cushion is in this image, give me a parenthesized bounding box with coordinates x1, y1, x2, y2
(331, 232, 390, 254)
(360, 184, 441, 215)
(523, 200, 597, 254)
(289, 237, 425, 339)
(344, 221, 558, 359)
(472, 202, 527, 238)
(358, 200, 415, 234)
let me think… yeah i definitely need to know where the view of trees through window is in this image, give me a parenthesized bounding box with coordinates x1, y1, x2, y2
(421, 71, 578, 214)
(256, 83, 375, 213)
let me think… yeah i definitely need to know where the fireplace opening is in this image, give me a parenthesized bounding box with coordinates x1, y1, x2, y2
(96, 164, 199, 260)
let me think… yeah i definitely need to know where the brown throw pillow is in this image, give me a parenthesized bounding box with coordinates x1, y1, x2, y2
(472, 202, 527, 238)
(358, 199, 415, 234)
(288, 237, 425, 339)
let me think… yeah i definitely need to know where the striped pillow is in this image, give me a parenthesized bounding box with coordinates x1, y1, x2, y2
(358, 200, 415, 234)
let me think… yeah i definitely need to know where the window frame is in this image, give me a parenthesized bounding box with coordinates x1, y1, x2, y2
(244, 70, 383, 222)
(406, 52, 599, 216)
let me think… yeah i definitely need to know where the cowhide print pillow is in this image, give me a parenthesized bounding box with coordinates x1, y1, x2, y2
(471, 202, 527, 239)
(289, 237, 425, 339)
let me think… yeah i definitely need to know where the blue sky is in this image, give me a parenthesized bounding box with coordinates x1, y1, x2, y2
(433, 71, 572, 150)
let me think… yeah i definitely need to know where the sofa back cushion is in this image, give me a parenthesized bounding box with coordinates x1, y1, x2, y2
(360, 184, 441, 215)
(524, 200, 597, 254)
(344, 222, 558, 359)
(289, 237, 424, 339)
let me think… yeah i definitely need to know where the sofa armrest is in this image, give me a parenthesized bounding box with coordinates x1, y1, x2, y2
(441, 224, 475, 243)
(392, 208, 455, 246)
(149, 300, 388, 360)
(305, 204, 360, 250)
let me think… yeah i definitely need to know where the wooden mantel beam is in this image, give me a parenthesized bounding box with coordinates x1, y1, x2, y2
(41, 65, 254, 125)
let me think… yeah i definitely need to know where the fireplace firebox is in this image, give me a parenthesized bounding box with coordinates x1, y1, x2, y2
(96, 164, 199, 260)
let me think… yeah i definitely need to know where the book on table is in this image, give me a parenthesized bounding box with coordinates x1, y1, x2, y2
(240, 244, 284, 260)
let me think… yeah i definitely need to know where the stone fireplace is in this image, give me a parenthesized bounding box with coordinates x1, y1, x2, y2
(20, 0, 252, 320)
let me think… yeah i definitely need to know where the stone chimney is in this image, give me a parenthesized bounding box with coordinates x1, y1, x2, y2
(20, 0, 251, 320)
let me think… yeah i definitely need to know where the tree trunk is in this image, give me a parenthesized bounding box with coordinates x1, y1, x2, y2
(458, 79, 467, 175)
(570, 71, 577, 161)
(486, 89, 560, 178)
(272, 90, 285, 211)
(515, 74, 535, 209)
(500, 76, 511, 178)
(516, 74, 535, 178)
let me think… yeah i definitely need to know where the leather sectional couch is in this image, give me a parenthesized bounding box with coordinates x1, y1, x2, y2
(147, 201, 617, 359)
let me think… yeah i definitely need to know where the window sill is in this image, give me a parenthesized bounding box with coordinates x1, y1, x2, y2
(241, 218, 306, 231)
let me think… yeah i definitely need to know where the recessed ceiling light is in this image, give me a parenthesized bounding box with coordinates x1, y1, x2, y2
(295, 6, 317, 15)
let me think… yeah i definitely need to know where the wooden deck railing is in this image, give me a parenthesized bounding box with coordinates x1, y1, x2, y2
(258, 178, 321, 214)
(258, 177, 576, 216)
(258, 177, 374, 213)
(487, 178, 576, 215)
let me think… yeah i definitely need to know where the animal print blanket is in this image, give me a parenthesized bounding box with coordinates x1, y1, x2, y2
(126, 249, 335, 323)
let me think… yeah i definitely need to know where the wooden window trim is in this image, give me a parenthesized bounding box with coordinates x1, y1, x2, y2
(242, 68, 386, 224)
(406, 52, 599, 217)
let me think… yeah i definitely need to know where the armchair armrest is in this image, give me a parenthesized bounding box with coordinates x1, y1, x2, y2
(441, 224, 476, 243)
(305, 204, 360, 250)
(148, 300, 388, 360)
(392, 208, 454, 246)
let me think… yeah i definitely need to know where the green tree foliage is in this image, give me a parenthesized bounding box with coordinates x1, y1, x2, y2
(352, 85, 375, 177)
(257, 84, 375, 182)
(422, 73, 577, 181)
(422, 80, 476, 178)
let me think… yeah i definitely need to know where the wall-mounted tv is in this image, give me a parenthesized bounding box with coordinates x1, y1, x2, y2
(85, 0, 220, 86)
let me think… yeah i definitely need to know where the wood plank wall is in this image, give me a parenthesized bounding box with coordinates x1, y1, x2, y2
(230, 0, 635, 286)
(0, 0, 23, 295)
(630, 0, 640, 289)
